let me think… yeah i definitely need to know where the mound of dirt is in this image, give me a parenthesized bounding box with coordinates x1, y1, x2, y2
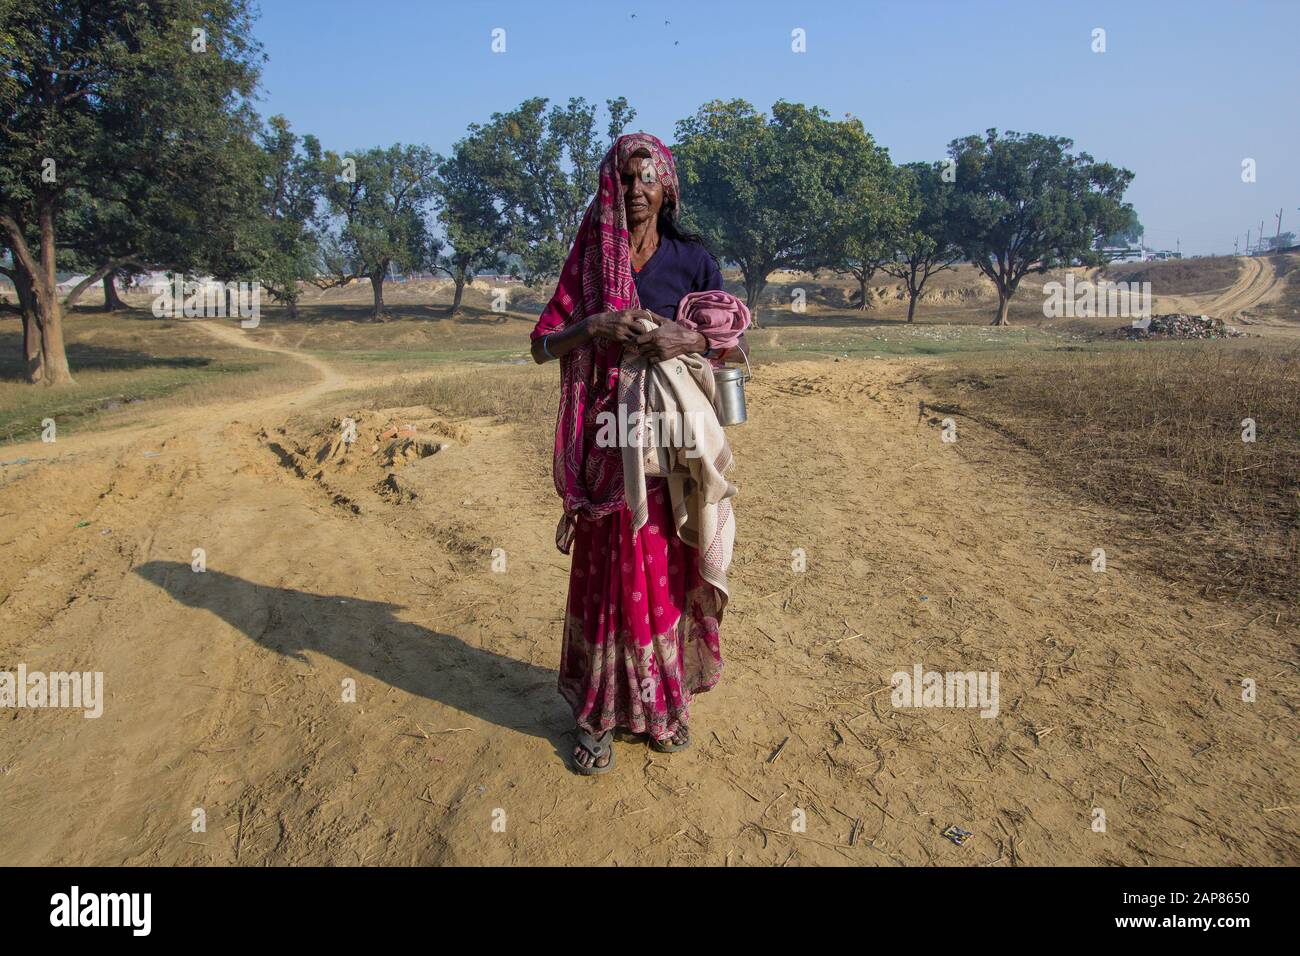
(258, 408, 466, 513)
(375, 470, 419, 504)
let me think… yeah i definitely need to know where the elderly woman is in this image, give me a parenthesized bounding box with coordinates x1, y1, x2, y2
(530, 132, 748, 774)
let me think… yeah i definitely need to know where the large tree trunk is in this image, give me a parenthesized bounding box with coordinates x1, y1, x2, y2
(34, 286, 73, 384)
(286, 296, 298, 319)
(35, 207, 73, 385)
(450, 272, 466, 315)
(23, 309, 43, 382)
(370, 271, 388, 321)
(857, 275, 870, 311)
(991, 287, 1012, 326)
(4, 205, 72, 384)
(17, 272, 43, 384)
(103, 272, 126, 311)
(907, 290, 919, 323)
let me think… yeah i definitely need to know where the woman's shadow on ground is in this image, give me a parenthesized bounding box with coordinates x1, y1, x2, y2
(135, 561, 573, 760)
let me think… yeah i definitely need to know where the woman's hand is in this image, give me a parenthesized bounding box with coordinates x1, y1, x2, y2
(532, 309, 666, 364)
(587, 309, 654, 345)
(628, 318, 709, 363)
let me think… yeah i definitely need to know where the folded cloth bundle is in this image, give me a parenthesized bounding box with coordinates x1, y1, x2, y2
(617, 318, 737, 604)
(675, 290, 751, 352)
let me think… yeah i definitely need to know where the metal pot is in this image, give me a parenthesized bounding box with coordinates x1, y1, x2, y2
(712, 352, 751, 426)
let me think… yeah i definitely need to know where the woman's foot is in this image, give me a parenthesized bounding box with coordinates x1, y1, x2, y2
(650, 725, 691, 753)
(572, 729, 615, 775)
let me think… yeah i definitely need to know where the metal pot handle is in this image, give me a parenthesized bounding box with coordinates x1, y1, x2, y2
(739, 348, 752, 382)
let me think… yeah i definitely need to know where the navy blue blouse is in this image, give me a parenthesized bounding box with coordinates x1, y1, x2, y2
(632, 237, 723, 320)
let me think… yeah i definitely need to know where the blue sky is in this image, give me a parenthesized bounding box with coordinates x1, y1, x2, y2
(253, 0, 1299, 257)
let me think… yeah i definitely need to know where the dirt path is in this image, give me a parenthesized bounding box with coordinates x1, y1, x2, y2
(1156, 255, 1280, 319)
(1, 326, 1295, 866)
(1209, 255, 1279, 317)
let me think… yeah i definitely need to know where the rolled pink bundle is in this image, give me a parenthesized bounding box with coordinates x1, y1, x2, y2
(675, 290, 751, 351)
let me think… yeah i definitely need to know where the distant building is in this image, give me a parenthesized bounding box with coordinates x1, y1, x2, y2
(1101, 245, 1145, 263)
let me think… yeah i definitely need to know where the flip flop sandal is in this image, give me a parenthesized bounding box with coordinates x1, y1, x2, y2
(650, 727, 691, 753)
(573, 729, 615, 776)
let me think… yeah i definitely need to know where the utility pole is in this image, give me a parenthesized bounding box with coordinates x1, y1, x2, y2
(1235, 236, 1239, 255)
(1275, 208, 1284, 250)
(1247, 228, 1251, 254)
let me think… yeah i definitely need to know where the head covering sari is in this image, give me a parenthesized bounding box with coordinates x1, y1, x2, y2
(533, 133, 682, 553)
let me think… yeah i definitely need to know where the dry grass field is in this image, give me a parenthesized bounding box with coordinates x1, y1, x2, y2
(925, 343, 1300, 602)
(0, 255, 1296, 866)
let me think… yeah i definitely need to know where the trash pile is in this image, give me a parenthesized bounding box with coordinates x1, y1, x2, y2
(1114, 313, 1244, 340)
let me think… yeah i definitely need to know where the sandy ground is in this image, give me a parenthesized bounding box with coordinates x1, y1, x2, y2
(1, 298, 1296, 866)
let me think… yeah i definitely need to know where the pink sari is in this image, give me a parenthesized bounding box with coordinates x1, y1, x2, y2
(531, 133, 724, 741)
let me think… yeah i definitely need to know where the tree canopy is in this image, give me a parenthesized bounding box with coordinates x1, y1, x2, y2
(947, 129, 1134, 325)
(880, 162, 963, 323)
(2, 2, 1143, 382)
(673, 100, 879, 311)
(319, 144, 440, 320)
(0, 0, 263, 382)
(465, 96, 633, 285)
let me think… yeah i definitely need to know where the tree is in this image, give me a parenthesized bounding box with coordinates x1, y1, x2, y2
(195, 122, 276, 319)
(0, 241, 43, 380)
(947, 129, 1134, 325)
(543, 98, 604, 260)
(256, 115, 324, 317)
(434, 132, 506, 316)
(605, 96, 637, 145)
(880, 163, 963, 323)
(52, 190, 147, 311)
(824, 147, 906, 311)
(56, 72, 272, 318)
(474, 99, 568, 285)
(1100, 206, 1143, 249)
(468, 97, 633, 285)
(673, 100, 871, 312)
(0, 0, 263, 383)
(103, 270, 128, 310)
(319, 144, 439, 321)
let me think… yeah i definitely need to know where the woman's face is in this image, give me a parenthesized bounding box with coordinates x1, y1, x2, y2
(620, 151, 665, 229)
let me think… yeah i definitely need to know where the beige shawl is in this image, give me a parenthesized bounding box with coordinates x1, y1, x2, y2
(617, 320, 736, 602)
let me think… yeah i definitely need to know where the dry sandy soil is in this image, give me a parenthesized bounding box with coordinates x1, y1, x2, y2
(0, 270, 1296, 867)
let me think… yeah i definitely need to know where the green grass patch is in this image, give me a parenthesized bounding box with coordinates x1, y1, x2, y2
(0, 312, 307, 444)
(751, 324, 1079, 361)
(0, 360, 274, 444)
(310, 346, 529, 371)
